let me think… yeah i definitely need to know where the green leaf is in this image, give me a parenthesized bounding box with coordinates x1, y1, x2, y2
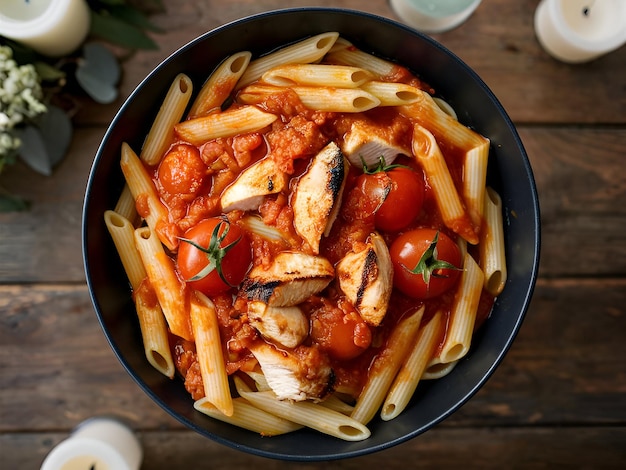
(75, 43, 120, 103)
(15, 126, 52, 176)
(107, 4, 164, 32)
(0, 193, 30, 212)
(90, 11, 158, 50)
(35, 106, 73, 168)
(34, 61, 66, 82)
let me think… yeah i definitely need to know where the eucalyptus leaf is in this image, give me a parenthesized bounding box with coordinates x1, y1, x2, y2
(90, 11, 158, 50)
(15, 126, 52, 176)
(35, 105, 73, 167)
(76, 43, 120, 104)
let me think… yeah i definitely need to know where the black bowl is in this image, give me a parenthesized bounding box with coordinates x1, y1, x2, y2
(82, 7, 540, 461)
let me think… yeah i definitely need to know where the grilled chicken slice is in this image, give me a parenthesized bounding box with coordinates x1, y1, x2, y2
(249, 341, 334, 402)
(336, 233, 393, 326)
(220, 157, 288, 212)
(341, 119, 410, 169)
(240, 251, 334, 307)
(291, 142, 348, 254)
(247, 301, 309, 349)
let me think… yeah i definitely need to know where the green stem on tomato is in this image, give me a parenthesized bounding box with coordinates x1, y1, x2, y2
(178, 218, 241, 287)
(404, 231, 461, 285)
(361, 155, 411, 174)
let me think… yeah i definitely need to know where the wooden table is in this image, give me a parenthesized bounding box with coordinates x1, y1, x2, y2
(1, 1, 625, 468)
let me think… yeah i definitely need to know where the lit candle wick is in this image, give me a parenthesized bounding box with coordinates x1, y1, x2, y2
(583, 0, 596, 17)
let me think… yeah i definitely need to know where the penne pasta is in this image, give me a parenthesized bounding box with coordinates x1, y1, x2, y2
(113, 184, 138, 226)
(190, 292, 233, 416)
(261, 63, 373, 88)
(439, 253, 485, 364)
(480, 187, 507, 296)
(104, 210, 146, 290)
(402, 91, 490, 231)
(433, 97, 458, 120)
(134, 283, 176, 378)
(350, 306, 425, 425)
(360, 81, 422, 106)
(402, 90, 488, 150)
(463, 140, 490, 230)
(412, 124, 479, 245)
(238, 84, 380, 113)
(381, 310, 444, 421)
(236, 383, 371, 441)
(194, 396, 303, 436)
(174, 105, 277, 146)
(140, 73, 193, 166)
(104, 210, 175, 378)
(236, 32, 340, 89)
(326, 37, 399, 79)
(134, 226, 193, 341)
(320, 393, 355, 416)
(422, 358, 459, 380)
(188, 51, 252, 119)
(119, 142, 175, 251)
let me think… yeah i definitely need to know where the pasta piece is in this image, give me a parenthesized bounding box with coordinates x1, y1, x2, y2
(134, 226, 193, 341)
(113, 184, 138, 226)
(439, 253, 485, 364)
(140, 73, 193, 166)
(402, 90, 488, 151)
(104, 210, 146, 290)
(480, 187, 507, 296)
(433, 97, 458, 120)
(261, 63, 373, 88)
(381, 310, 444, 421)
(238, 84, 380, 113)
(422, 358, 459, 380)
(320, 393, 355, 416)
(194, 397, 303, 436)
(174, 105, 277, 146)
(188, 51, 252, 118)
(412, 124, 479, 245)
(190, 292, 233, 416)
(402, 91, 490, 229)
(236, 32, 339, 89)
(104, 210, 175, 378)
(325, 38, 399, 79)
(360, 81, 422, 106)
(120, 143, 175, 251)
(463, 140, 490, 230)
(236, 383, 371, 441)
(350, 306, 425, 425)
(134, 283, 176, 379)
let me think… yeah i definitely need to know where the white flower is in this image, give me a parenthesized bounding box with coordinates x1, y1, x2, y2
(0, 45, 46, 162)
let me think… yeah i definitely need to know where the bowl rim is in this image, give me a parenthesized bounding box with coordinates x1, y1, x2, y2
(82, 6, 541, 461)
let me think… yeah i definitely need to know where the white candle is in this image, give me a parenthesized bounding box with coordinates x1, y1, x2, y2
(0, 0, 90, 57)
(534, 0, 626, 63)
(40, 417, 143, 470)
(390, 0, 482, 33)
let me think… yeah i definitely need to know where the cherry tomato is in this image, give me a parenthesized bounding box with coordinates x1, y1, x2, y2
(310, 304, 372, 361)
(158, 144, 207, 196)
(177, 217, 252, 296)
(390, 228, 462, 299)
(356, 158, 425, 232)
